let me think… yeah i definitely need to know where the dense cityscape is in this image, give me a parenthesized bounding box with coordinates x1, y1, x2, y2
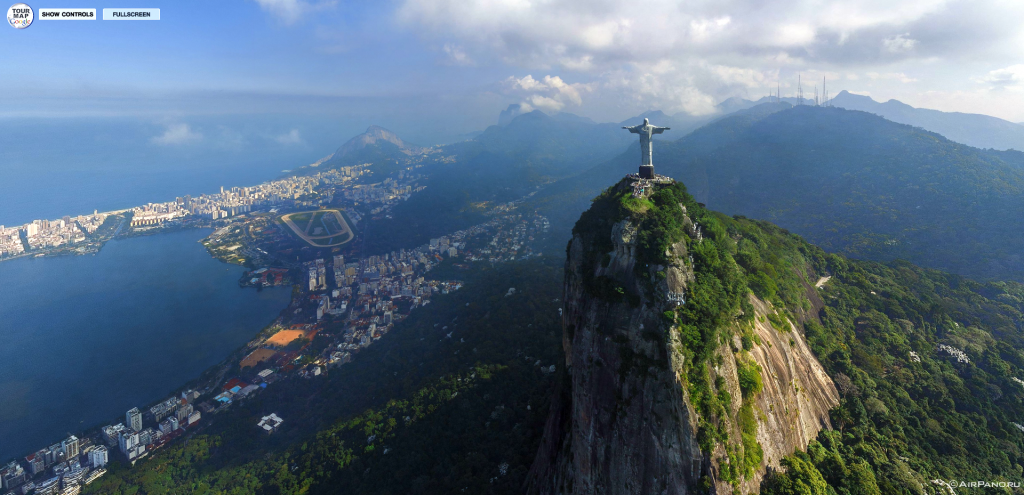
(0, 161, 419, 262)
(0, 152, 550, 495)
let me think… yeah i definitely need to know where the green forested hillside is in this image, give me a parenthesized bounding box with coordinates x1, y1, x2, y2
(761, 250, 1024, 494)
(85, 180, 1024, 494)
(531, 103, 1024, 283)
(573, 180, 1024, 493)
(84, 260, 564, 495)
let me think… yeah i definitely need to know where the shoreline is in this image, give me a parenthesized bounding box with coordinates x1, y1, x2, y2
(0, 228, 293, 467)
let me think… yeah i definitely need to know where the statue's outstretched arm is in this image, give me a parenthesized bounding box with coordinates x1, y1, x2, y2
(622, 126, 641, 134)
(651, 127, 671, 134)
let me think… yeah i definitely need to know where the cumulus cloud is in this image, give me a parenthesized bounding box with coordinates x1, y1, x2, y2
(152, 124, 202, 145)
(396, 0, 960, 68)
(443, 44, 473, 66)
(396, 0, 1024, 118)
(275, 129, 303, 145)
(505, 75, 588, 112)
(883, 33, 918, 53)
(252, 0, 334, 25)
(974, 64, 1024, 89)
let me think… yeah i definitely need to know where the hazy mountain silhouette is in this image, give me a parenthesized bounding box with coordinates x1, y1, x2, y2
(531, 103, 1024, 282)
(830, 90, 1024, 151)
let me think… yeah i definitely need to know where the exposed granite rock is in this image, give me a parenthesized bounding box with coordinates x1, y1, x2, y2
(527, 180, 839, 495)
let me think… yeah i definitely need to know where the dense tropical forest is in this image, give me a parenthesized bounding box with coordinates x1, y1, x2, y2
(84, 260, 564, 494)
(530, 103, 1024, 284)
(85, 177, 1024, 493)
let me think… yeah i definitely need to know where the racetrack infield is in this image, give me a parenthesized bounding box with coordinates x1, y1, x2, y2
(280, 209, 354, 247)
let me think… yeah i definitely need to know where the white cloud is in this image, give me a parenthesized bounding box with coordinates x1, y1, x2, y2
(275, 129, 303, 145)
(883, 33, 918, 53)
(395, 0, 1024, 121)
(396, 0, 955, 68)
(973, 64, 1024, 89)
(151, 124, 202, 145)
(395, 0, 978, 116)
(252, 0, 334, 25)
(506, 75, 588, 112)
(443, 44, 473, 66)
(867, 71, 918, 83)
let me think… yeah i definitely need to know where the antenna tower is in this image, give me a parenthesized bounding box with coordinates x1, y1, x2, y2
(823, 76, 828, 107)
(798, 74, 803, 105)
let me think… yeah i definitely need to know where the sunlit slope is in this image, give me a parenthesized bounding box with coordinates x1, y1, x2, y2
(533, 104, 1024, 282)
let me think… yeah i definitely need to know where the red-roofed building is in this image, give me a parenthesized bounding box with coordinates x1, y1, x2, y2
(222, 378, 249, 393)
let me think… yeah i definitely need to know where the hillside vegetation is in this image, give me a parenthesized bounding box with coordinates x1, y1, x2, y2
(532, 104, 1024, 283)
(85, 176, 1024, 494)
(570, 179, 1024, 492)
(84, 261, 564, 495)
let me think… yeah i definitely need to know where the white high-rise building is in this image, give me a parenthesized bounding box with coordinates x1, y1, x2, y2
(88, 446, 108, 468)
(118, 430, 139, 456)
(61, 435, 80, 459)
(126, 407, 142, 432)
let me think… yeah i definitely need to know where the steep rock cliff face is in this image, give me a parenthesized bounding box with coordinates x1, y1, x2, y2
(527, 179, 839, 494)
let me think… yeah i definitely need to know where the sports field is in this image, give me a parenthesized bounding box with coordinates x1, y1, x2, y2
(240, 348, 278, 369)
(280, 209, 354, 247)
(267, 329, 306, 347)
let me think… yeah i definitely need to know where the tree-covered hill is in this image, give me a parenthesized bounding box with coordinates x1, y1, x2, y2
(530, 103, 1024, 283)
(85, 259, 564, 494)
(84, 180, 1024, 494)
(831, 90, 1024, 152)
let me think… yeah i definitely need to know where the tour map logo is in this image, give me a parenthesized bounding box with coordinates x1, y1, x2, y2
(7, 3, 32, 28)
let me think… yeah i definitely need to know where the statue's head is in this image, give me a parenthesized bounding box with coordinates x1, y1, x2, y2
(643, 118, 650, 125)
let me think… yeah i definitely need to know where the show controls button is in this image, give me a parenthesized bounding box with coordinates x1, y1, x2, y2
(102, 8, 159, 20)
(38, 9, 97, 20)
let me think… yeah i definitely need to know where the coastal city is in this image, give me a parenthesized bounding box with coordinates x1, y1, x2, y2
(0, 161, 419, 263)
(0, 152, 550, 495)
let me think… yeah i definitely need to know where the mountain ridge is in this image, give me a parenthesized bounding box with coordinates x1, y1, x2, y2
(830, 90, 1024, 151)
(527, 103, 1024, 283)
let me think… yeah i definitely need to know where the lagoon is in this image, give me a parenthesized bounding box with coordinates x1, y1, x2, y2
(0, 229, 290, 462)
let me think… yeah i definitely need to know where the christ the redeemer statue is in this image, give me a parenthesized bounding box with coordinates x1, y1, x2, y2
(623, 118, 670, 179)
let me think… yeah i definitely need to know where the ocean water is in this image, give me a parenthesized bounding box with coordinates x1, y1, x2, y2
(0, 229, 291, 462)
(0, 116, 360, 227)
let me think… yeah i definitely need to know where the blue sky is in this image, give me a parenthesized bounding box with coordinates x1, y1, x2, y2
(3, 0, 1024, 137)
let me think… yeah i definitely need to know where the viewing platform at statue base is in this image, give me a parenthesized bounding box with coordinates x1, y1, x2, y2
(626, 172, 673, 198)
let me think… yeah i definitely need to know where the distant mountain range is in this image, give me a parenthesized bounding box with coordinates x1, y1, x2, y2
(507, 91, 1024, 153)
(497, 99, 759, 140)
(311, 98, 1024, 282)
(829, 90, 1024, 151)
(531, 102, 1024, 282)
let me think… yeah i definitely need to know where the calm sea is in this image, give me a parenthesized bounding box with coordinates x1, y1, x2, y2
(0, 116, 358, 228)
(0, 229, 291, 462)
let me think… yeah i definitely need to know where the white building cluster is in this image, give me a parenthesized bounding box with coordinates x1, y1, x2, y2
(130, 165, 372, 224)
(91, 391, 202, 468)
(1, 434, 109, 495)
(0, 226, 24, 257)
(130, 203, 188, 227)
(24, 217, 90, 250)
(0, 161, 416, 261)
(1, 212, 108, 259)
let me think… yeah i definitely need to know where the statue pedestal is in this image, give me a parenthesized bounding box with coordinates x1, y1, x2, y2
(638, 165, 654, 179)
